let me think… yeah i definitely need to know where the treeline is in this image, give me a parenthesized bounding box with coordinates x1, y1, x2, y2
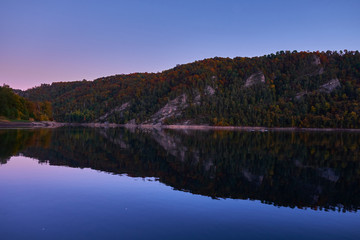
(18, 50, 360, 128)
(0, 85, 53, 121)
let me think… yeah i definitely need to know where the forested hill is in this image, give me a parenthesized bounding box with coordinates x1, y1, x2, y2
(0, 86, 52, 121)
(19, 50, 360, 128)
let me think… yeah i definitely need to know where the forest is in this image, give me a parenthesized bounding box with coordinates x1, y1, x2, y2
(12, 50, 360, 128)
(0, 85, 52, 121)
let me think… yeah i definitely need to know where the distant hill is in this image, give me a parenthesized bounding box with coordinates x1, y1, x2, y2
(0, 85, 52, 121)
(18, 50, 360, 128)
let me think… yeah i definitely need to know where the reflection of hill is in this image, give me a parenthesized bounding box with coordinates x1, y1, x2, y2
(0, 129, 52, 163)
(2, 127, 360, 212)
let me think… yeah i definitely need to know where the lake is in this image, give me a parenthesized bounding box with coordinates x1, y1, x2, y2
(0, 127, 360, 239)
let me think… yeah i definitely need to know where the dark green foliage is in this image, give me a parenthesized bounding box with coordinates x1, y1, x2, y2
(18, 50, 360, 128)
(0, 86, 53, 121)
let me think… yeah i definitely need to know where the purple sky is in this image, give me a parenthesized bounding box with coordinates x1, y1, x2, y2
(1, 0, 359, 90)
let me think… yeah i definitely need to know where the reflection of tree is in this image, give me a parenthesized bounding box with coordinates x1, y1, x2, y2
(0, 129, 52, 163)
(1, 127, 360, 212)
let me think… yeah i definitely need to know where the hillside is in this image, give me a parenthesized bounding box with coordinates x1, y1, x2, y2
(19, 50, 360, 128)
(0, 85, 53, 121)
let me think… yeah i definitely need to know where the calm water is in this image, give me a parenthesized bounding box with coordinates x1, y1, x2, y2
(0, 127, 360, 239)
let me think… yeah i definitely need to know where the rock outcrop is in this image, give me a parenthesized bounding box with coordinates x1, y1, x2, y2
(319, 78, 341, 93)
(97, 102, 130, 122)
(144, 85, 216, 125)
(204, 85, 215, 96)
(312, 55, 321, 65)
(244, 72, 265, 87)
(194, 85, 216, 105)
(295, 78, 341, 100)
(294, 91, 310, 100)
(144, 94, 188, 124)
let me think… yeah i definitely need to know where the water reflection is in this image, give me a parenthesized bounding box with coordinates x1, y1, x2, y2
(1, 127, 359, 212)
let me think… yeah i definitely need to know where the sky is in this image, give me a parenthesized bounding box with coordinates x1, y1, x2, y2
(0, 0, 359, 90)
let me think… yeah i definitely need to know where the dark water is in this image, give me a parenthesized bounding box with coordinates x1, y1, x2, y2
(0, 127, 360, 239)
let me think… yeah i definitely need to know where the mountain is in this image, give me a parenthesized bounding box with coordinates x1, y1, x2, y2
(18, 50, 360, 128)
(0, 85, 52, 121)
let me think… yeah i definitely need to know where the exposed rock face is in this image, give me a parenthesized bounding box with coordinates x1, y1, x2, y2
(294, 78, 341, 100)
(204, 85, 215, 96)
(313, 55, 321, 65)
(294, 91, 309, 100)
(97, 102, 130, 122)
(194, 94, 201, 105)
(144, 86, 216, 125)
(244, 72, 265, 87)
(319, 78, 341, 93)
(194, 85, 215, 106)
(144, 94, 188, 124)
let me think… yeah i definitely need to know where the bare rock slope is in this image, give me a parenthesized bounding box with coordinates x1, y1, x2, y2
(295, 78, 341, 100)
(97, 102, 130, 122)
(244, 72, 265, 87)
(144, 94, 188, 125)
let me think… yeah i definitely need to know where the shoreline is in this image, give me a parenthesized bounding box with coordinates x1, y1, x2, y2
(0, 121, 66, 129)
(1, 121, 360, 132)
(163, 125, 360, 132)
